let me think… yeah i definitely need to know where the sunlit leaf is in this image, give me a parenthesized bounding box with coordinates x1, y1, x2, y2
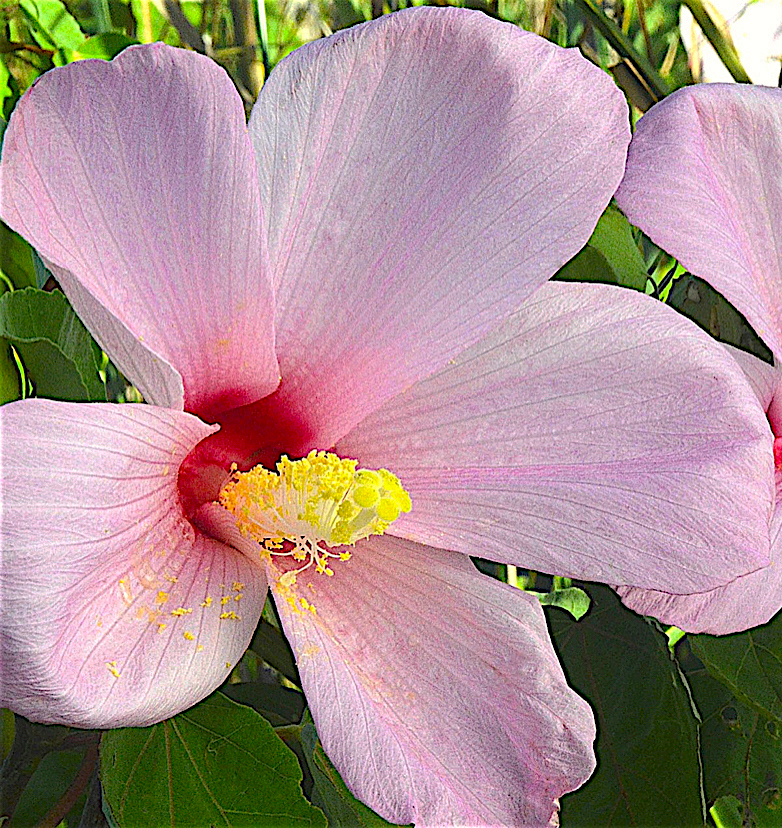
(555, 204, 648, 291)
(535, 586, 591, 620)
(19, 0, 85, 52)
(0, 288, 105, 401)
(101, 692, 326, 828)
(66, 32, 138, 61)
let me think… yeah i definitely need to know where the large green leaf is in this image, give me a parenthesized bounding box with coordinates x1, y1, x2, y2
(300, 723, 402, 828)
(0, 288, 105, 402)
(65, 32, 138, 61)
(550, 584, 703, 827)
(686, 657, 782, 827)
(101, 692, 326, 828)
(0, 222, 37, 290)
(555, 205, 648, 291)
(19, 0, 85, 52)
(691, 609, 782, 726)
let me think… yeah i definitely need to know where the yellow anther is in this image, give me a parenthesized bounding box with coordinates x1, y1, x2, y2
(219, 611, 241, 620)
(232, 581, 245, 591)
(106, 661, 120, 679)
(201, 597, 212, 607)
(218, 450, 411, 585)
(156, 591, 169, 605)
(158, 623, 167, 634)
(220, 596, 231, 606)
(183, 631, 195, 641)
(171, 607, 192, 617)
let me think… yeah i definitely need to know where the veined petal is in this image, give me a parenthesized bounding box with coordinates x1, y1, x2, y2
(250, 6, 629, 447)
(0, 44, 278, 417)
(338, 282, 774, 593)
(615, 84, 782, 362)
(616, 499, 782, 633)
(0, 399, 266, 727)
(269, 535, 595, 827)
(620, 347, 782, 634)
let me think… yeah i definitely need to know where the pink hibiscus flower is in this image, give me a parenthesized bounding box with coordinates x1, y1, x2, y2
(0, 9, 774, 824)
(616, 82, 782, 635)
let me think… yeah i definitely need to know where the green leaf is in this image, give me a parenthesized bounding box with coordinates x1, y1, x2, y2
(101, 692, 327, 828)
(550, 584, 703, 827)
(686, 658, 782, 827)
(710, 796, 743, 828)
(65, 32, 138, 61)
(0, 288, 106, 402)
(221, 683, 305, 727)
(690, 609, 782, 725)
(554, 205, 649, 291)
(666, 272, 772, 364)
(0, 222, 37, 290)
(0, 340, 22, 404)
(300, 723, 402, 828)
(534, 586, 591, 620)
(19, 0, 85, 52)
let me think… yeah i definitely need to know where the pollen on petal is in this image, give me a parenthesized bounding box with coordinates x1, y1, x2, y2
(218, 450, 411, 588)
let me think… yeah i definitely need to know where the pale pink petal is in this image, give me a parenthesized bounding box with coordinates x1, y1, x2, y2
(615, 347, 782, 633)
(0, 399, 266, 727)
(0, 44, 278, 417)
(269, 535, 595, 827)
(616, 499, 782, 633)
(338, 282, 773, 594)
(615, 84, 782, 362)
(249, 6, 629, 446)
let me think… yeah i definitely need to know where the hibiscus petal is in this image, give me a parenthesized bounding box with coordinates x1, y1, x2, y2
(619, 348, 782, 634)
(0, 399, 266, 727)
(249, 6, 629, 446)
(338, 281, 774, 594)
(269, 535, 595, 826)
(0, 44, 278, 417)
(616, 500, 782, 634)
(615, 84, 782, 362)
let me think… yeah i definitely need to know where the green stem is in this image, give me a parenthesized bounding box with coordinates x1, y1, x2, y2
(90, 0, 113, 33)
(575, 0, 669, 103)
(681, 0, 752, 83)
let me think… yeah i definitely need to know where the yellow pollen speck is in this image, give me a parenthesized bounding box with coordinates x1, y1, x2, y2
(156, 591, 169, 605)
(225, 662, 231, 669)
(162, 465, 170, 476)
(234, 594, 242, 601)
(232, 581, 245, 591)
(118, 578, 132, 605)
(219, 611, 241, 620)
(106, 661, 120, 679)
(184, 631, 195, 641)
(220, 596, 231, 606)
(218, 450, 411, 587)
(165, 574, 178, 583)
(201, 597, 212, 607)
(158, 623, 167, 634)
(96, 618, 103, 628)
(197, 645, 204, 652)
(171, 607, 192, 617)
